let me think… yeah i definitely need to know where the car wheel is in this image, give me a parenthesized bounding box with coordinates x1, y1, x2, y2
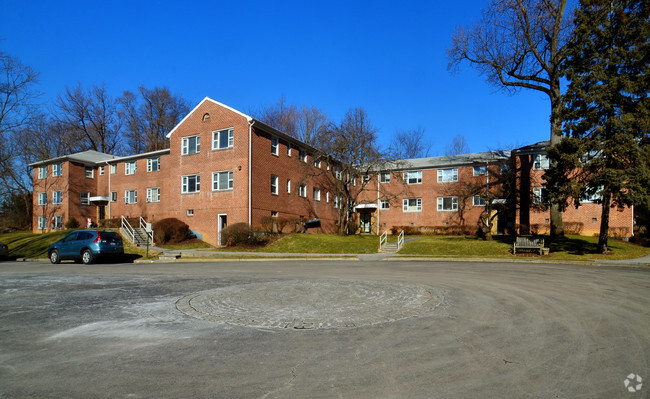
(49, 250, 60, 264)
(81, 249, 93, 265)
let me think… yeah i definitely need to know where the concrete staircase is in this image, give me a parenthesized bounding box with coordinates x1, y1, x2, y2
(379, 241, 399, 253)
(131, 227, 151, 246)
(120, 216, 154, 247)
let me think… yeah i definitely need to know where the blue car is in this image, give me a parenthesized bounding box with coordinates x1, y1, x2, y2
(48, 230, 124, 264)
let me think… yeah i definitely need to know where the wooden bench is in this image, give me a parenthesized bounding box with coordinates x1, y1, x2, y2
(513, 237, 548, 255)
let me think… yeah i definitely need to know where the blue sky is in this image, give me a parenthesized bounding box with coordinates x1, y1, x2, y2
(1, 0, 552, 155)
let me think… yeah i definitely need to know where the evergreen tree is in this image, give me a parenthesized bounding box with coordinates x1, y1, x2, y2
(551, 0, 649, 253)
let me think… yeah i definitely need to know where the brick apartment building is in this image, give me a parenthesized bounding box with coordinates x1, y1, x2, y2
(30, 97, 634, 246)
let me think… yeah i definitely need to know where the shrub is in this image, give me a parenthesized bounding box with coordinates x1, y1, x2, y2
(564, 222, 584, 235)
(221, 222, 268, 246)
(276, 217, 290, 233)
(65, 218, 79, 229)
(260, 216, 275, 233)
(152, 218, 189, 244)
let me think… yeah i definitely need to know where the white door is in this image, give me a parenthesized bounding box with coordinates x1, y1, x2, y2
(218, 214, 227, 246)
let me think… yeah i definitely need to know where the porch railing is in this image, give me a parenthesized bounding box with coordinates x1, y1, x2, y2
(379, 230, 387, 250)
(139, 217, 154, 245)
(121, 216, 135, 243)
(397, 230, 405, 250)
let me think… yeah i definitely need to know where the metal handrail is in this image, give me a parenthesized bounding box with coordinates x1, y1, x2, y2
(379, 230, 387, 249)
(397, 230, 405, 250)
(121, 216, 135, 243)
(139, 217, 154, 244)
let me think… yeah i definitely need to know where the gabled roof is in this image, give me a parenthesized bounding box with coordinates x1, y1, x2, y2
(386, 150, 511, 171)
(166, 96, 253, 139)
(513, 140, 550, 154)
(28, 150, 118, 167)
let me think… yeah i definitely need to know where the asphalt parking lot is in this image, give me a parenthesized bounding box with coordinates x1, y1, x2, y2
(0, 260, 648, 398)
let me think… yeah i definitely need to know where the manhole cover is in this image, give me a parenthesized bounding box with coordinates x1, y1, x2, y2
(176, 279, 443, 329)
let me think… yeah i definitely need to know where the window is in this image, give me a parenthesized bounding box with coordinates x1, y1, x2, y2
(532, 187, 547, 204)
(110, 191, 117, 202)
(437, 168, 458, 183)
(313, 188, 321, 201)
(580, 186, 603, 202)
(271, 175, 278, 195)
(334, 195, 339, 208)
(313, 159, 321, 168)
(299, 184, 307, 197)
(473, 166, 487, 176)
(403, 170, 423, 184)
(124, 190, 137, 204)
(147, 157, 160, 172)
(38, 216, 47, 230)
(335, 167, 342, 180)
(125, 161, 137, 175)
(213, 128, 234, 150)
(362, 175, 370, 184)
(326, 192, 330, 203)
(473, 195, 485, 206)
(80, 192, 90, 206)
(187, 209, 194, 216)
(110, 164, 117, 174)
(99, 166, 104, 175)
(287, 179, 291, 194)
(403, 198, 422, 212)
(53, 163, 63, 177)
(146, 187, 160, 203)
(299, 150, 307, 162)
(437, 196, 459, 211)
(380, 172, 390, 183)
(380, 199, 390, 209)
(53, 191, 62, 205)
(271, 136, 279, 155)
(38, 192, 47, 205)
(53, 215, 62, 229)
(533, 154, 550, 170)
(182, 175, 200, 193)
(501, 164, 511, 174)
(38, 166, 47, 179)
(85, 166, 94, 178)
(212, 171, 234, 191)
(287, 143, 292, 156)
(182, 135, 200, 155)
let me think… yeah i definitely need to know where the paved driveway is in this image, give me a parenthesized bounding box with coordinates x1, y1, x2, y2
(0, 260, 648, 398)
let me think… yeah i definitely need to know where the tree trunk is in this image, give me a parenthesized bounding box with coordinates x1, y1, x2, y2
(549, 87, 565, 239)
(597, 193, 611, 254)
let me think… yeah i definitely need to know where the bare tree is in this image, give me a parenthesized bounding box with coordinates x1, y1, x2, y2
(254, 96, 329, 147)
(389, 127, 432, 159)
(445, 134, 470, 156)
(448, 0, 574, 237)
(56, 83, 122, 154)
(296, 105, 329, 148)
(256, 95, 299, 138)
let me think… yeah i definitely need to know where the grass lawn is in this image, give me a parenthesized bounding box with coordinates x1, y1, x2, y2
(398, 235, 650, 261)
(156, 239, 215, 250)
(258, 233, 381, 254)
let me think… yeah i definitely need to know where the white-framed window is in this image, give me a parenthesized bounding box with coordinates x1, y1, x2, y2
(473, 195, 485, 206)
(326, 192, 330, 203)
(182, 174, 200, 193)
(362, 175, 370, 184)
(437, 168, 458, 183)
(80, 191, 90, 205)
(110, 191, 117, 202)
(124, 189, 137, 204)
(334, 195, 339, 208)
(380, 172, 390, 183)
(380, 199, 390, 209)
(147, 157, 160, 172)
(299, 184, 307, 198)
(212, 171, 234, 191)
(335, 167, 342, 180)
(313, 159, 321, 168)
(125, 161, 137, 175)
(580, 186, 603, 203)
(287, 143, 292, 156)
(187, 209, 194, 216)
(85, 166, 94, 178)
(403, 170, 423, 184)
(38, 192, 47, 205)
(271, 136, 279, 155)
(403, 198, 422, 212)
(212, 128, 234, 150)
(533, 154, 550, 170)
(53, 191, 62, 205)
(53, 163, 63, 177)
(99, 166, 104, 175)
(53, 215, 62, 229)
(270, 175, 278, 195)
(532, 187, 547, 204)
(287, 179, 291, 194)
(110, 164, 117, 174)
(473, 166, 487, 176)
(146, 187, 160, 203)
(437, 196, 459, 211)
(182, 134, 200, 155)
(299, 150, 307, 162)
(313, 188, 321, 201)
(38, 166, 47, 179)
(38, 216, 47, 230)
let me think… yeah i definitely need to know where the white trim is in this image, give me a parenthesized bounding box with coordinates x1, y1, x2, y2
(166, 97, 252, 139)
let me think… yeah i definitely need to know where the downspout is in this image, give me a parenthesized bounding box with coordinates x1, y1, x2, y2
(106, 161, 111, 219)
(377, 175, 380, 235)
(248, 120, 255, 226)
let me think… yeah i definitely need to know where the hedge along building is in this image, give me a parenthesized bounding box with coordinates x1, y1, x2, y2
(31, 97, 635, 244)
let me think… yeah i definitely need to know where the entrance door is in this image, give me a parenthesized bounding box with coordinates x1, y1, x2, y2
(97, 206, 106, 221)
(218, 214, 227, 246)
(359, 213, 372, 234)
